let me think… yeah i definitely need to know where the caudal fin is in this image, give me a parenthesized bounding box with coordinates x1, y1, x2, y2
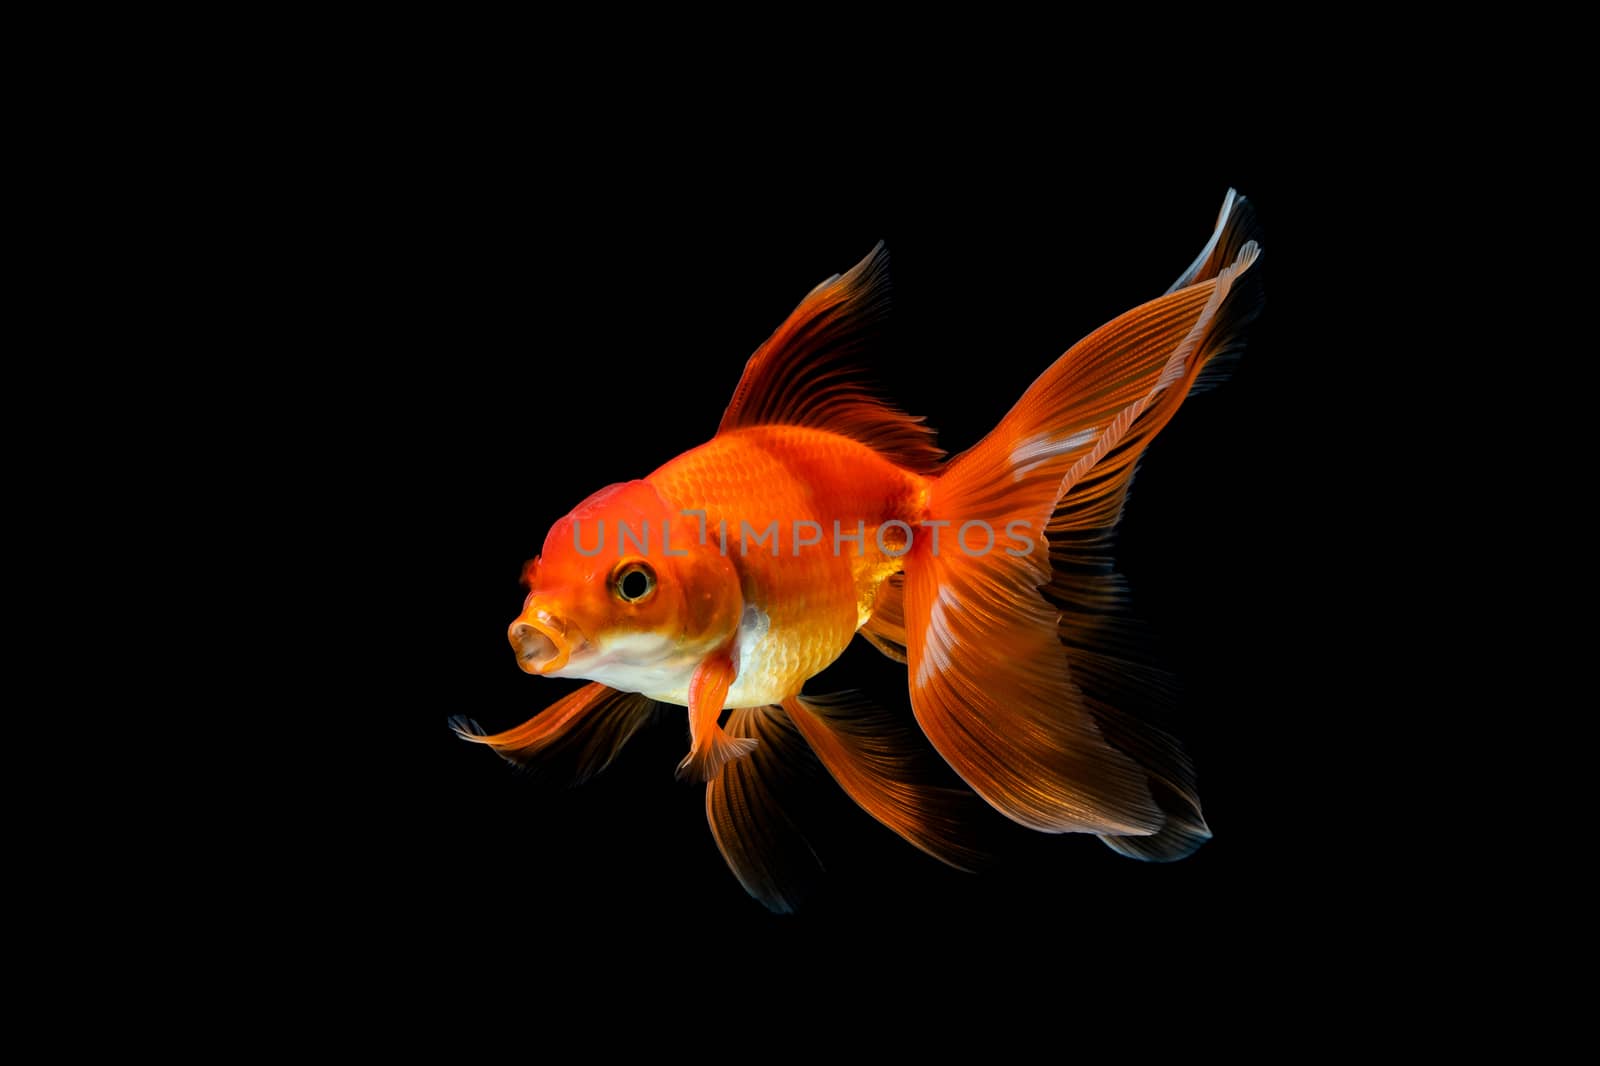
(902, 190, 1262, 846)
(783, 692, 1002, 871)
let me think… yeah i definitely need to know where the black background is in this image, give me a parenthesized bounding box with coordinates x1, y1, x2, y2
(349, 162, 1320, 973)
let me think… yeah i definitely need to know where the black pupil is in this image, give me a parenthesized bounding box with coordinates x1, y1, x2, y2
(620, 568, 651, 600)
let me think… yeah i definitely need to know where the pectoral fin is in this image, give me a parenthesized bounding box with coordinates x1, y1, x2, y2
(676, 651, 757, 782)
(449, 682, 657, 785)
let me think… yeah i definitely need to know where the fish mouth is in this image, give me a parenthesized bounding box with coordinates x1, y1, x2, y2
(508, 612, 571, 674)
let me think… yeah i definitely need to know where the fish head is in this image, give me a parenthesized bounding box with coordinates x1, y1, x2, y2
(509, 480, 743, 690)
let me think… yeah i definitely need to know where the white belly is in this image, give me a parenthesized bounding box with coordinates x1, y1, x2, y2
(565, 604, 811, 710)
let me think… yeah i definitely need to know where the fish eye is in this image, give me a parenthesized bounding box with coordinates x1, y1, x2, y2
(612, 560, 656, 604)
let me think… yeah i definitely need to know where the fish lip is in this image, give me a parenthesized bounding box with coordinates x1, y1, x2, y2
(509, 613, 571, 674)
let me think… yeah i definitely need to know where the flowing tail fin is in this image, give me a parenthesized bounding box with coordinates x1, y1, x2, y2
(902, 190, 1262, 851)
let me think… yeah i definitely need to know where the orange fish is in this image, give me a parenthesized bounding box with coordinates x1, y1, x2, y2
(453, 190, 1263, 911)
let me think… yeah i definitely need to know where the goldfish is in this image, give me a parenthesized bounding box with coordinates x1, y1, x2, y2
(453, 190, 1263, 911)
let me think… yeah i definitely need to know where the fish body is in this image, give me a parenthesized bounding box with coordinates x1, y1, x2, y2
(456, 190, 1264, 910)
(643, 425, 923, 707)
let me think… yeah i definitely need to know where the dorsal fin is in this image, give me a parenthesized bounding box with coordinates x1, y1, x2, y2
(717, 242, 944, 472)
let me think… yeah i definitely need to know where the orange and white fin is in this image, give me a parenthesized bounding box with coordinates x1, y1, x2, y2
(904, 193, 1263, 838)
(677, 652, 757, 782)
(783, 692, 997, 871)
(705, 706, 825, 913)
(1166, 188, 1262, 393)
(901, 549, 1161, 835)
(1167, 187, 1260, 295)
(717, 242, 944, 473)
(449, 682, 656, 785)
